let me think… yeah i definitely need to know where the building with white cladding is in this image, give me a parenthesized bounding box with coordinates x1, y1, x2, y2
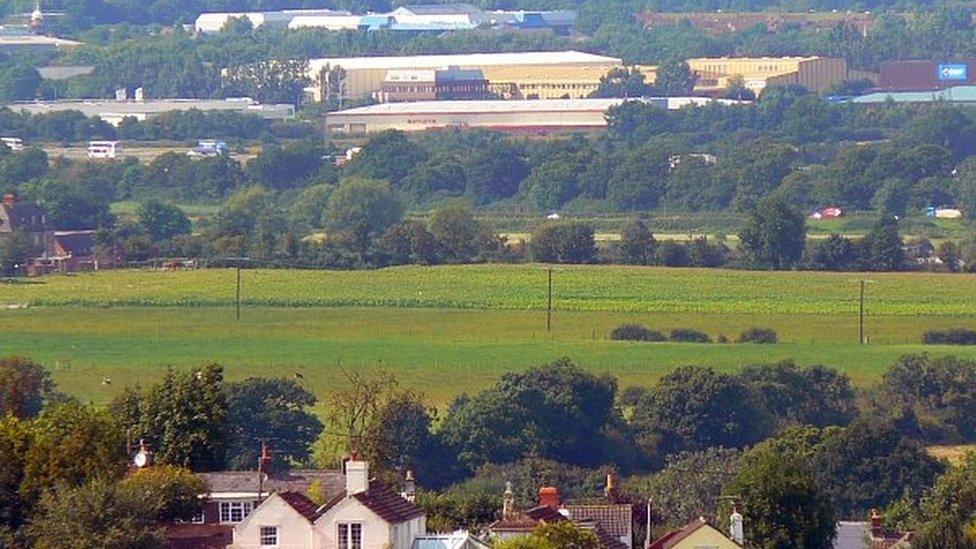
(323, 97, 749, 134)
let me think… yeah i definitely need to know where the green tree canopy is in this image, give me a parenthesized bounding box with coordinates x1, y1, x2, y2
(738, 195, 806, 269)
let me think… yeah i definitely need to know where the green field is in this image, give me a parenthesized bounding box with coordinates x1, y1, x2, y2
(3, 265, 976, 405)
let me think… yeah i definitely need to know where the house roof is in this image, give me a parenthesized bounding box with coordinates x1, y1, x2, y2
(649, 517, 740, 549)
(0, 201, 46, 233)
(54, 230, 94, 257)
(491, 505, 568, 533)
(278, 491, 322, 522)
(199, 469, 344, 498)
(564, 504, 633, 541)
(575, 519, 628, 549)
(351, 480, 426, 524)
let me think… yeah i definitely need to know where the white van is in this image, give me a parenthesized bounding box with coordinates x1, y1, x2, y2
(87, 141, 122, 159)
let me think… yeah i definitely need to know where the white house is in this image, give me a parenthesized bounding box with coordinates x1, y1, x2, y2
(231, 458, 427, 549)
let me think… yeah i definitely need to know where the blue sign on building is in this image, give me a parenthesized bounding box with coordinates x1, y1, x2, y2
(938, 63, 968, 81)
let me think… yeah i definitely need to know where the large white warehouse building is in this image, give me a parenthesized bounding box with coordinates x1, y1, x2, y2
(323, 97, 748, 134)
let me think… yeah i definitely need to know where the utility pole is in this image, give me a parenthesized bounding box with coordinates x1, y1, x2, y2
(236, 262, 242, 321)
(546, 267, 553, 332)
(859, 279, 865, 344)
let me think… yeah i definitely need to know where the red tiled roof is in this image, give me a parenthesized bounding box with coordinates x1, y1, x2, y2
(351, 481, 425, 524)
(278, 491, 322, 522)
(564, 504, 633, 542)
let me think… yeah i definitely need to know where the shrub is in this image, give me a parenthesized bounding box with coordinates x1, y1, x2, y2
(610, 323, 666, 342)
(738, 327, 779, 344)
(923, 329, 976, 345)
(669, 328, 711, 343)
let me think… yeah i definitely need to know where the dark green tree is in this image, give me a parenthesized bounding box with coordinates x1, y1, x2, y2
(325, 178, 404, 237)
(653, 58, 695, 96)
(0, 356, 58, 419)
(590, 67, 654, 98)
(531, 222, 597, 264)
(618, 218, 656, 265)
(138, 201, 191, 242)
(224, 378, 323, 470)
(738, 195, 806, 269)
(865, 215, 904, 271)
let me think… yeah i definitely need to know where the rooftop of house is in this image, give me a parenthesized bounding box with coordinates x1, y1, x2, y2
(199, 469, 344, 499)
(649, 517, 740, 549)
(319, 479, 425, 525)
(0, 194, 47, 233)
(53, 230, 94, 257)
(412, 532, 491, 549)
(563, 504, 633, 541)
(278, 490, 323, 522)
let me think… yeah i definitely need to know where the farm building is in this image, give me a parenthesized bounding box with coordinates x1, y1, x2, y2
(306, 50, 622, 103)
(323, 97, 748, 134)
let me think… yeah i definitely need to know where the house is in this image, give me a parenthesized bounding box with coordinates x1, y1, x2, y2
(833, 510, 912, 549)
(648, 517, 741, 549)
(0, 193, 53, 255)
(488, 482, 631, 549)
(165, 445, 345, 548)
(231, 456, 427, 549)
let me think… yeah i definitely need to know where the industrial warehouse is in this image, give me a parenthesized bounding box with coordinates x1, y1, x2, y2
(6, 96, 295, 126)
(306, 50, 623, 103)
(322, 97, 748, 134)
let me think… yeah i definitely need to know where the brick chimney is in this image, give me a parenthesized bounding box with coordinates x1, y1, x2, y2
(870, 508, 884, 538)
(258, 441, 272, 475)
(345, 454, 369, 496)
(538, 486, 559, 509)
(503, 481, 516, 520)
(2, 193, 14, 205)
(604, 470, 619, 502)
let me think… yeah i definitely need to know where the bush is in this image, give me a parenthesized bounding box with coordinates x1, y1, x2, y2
(923, 329, 976, 345)
(669, 328, 711, 343)
(610, 323, 666, 342)
(738, 327, 779, 344)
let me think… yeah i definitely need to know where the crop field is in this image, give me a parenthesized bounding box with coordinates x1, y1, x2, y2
(3, 265, 976, 405)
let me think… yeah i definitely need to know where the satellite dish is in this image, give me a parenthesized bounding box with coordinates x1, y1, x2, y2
(134, 450, 148, 468)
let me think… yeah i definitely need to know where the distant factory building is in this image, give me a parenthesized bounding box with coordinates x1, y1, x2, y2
(323, 97, 748, 134)
(0, 26, 81, 52)
(849, 86, 976, 105)
(306, 50, 621, 103)
(194, 9, 351, 33)
(385, 4, 489, 27)
(7, 97, 295, 126)
(488, 10, 576, 32)
(685, 56, 871, 95)
(377, 67, 490, 102)
(879, 60, 976, 91)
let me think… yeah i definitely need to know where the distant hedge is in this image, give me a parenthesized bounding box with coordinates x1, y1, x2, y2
(738, 327, 779, 344)
(610, 323, 666, 342)
(669, 328, 711, 343)
(923, 329, 976, 345)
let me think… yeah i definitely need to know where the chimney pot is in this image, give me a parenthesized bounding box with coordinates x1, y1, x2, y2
(258, 441, 272, 475)
(503, 481, 516, 520)
(404, 469, 416, 502)
(870, 508, 884, 537)
(2, 193, 14, 205)
(538, 486, 559, 509)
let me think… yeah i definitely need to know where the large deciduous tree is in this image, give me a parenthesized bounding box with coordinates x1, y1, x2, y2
(0, 356, 58, 418)
(738, 195, 806, 269)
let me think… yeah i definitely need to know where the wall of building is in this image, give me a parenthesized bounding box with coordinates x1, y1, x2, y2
(879, 60, 976, 91)
(315, 498, 392, 549)
(324, 105, 613, 133)
(229, 497, 315, 549)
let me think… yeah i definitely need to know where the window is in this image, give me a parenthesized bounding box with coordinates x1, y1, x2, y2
(338, 523, 362, 549)
(218, 501, 253, 523)
(190, 510, 205, 524)
(260, 526, 278, 546)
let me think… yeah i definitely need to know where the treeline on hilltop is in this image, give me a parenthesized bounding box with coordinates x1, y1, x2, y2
(4, 352, 976, 546)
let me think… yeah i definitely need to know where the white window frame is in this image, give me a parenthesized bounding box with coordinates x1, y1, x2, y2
(259, 526, 278, 546)
(338, 522, 363, 549)
(218, 500, 253, 524)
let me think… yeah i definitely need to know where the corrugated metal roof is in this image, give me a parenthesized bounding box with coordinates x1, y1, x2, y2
(851, 85, 976, 103)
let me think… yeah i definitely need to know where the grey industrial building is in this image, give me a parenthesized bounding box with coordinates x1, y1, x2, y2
(5, 98, 295, 125)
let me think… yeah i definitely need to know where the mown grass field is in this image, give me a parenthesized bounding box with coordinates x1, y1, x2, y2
(3, 265, 976, 405)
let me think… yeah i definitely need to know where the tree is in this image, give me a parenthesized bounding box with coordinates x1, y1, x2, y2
(118, 465, 206, 522)
(115, 364, 228, 472)
(531, 222, 596, 264)
(138, 201, 191, 241)
(0, 230, 41, 276)
(0, 356, 58, 419)
(246, 140, 332, 191)
(653, 58, 695, 96)
(26, 479, 162, 549)
(221, 58, 311, 105)
(864, 215, 904, 271)
(630, 366, 772, 455)
(375, 220, 442, 266)
(738, 195, 806, 269)
(0, 415, 32, 531)
(0, 64, 41, 101)
(19, 401, 127, 506)
(591, 66, 653, 98)
(618, 218, 656, 265)
(912, 451, 976, 549)
(738, 361, 857, 429)
(347, 130, 426, 186)
(726, 448, 836, 549)
(428, 201, 481, 262)
(938, 240, 962, 272)
(288, 183, 333, 232)
(524, 155, 579, 210)
(806, 234, 860, 271)
(440, 358, 625, 474)
(224, 378, 323, 470)
(325, 178, 404, 237)
(496, 521, 600, 549)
